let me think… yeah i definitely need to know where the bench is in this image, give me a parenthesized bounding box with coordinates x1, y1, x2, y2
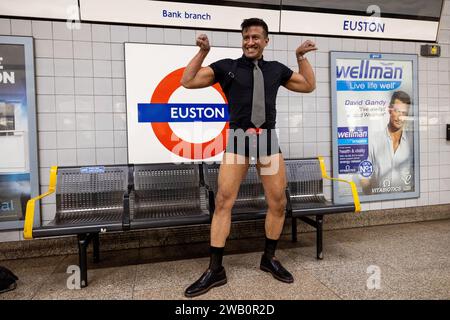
(24, 163, 211, 287)
(285, 157, 360, 260)
(24, 158, 359, 287)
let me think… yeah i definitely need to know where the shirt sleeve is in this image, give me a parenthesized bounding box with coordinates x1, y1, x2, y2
(278, 62, 294, 86)
(209, 59, 232, 85)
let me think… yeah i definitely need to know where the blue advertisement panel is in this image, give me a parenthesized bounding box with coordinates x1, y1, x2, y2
(331, 52, 419, 204)
(0, 36, 39, 230)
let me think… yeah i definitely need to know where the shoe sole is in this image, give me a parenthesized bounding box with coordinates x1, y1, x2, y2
(260, 265, 294, 283)
(184, 278, 228, 298)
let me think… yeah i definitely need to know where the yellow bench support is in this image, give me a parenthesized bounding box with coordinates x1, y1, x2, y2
(23, 166, 58, 239)
(318, 157, 361, 213)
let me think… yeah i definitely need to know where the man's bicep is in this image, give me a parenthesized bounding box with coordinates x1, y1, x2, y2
(189, 66, 215, 88)
(283, 72, 310, 92)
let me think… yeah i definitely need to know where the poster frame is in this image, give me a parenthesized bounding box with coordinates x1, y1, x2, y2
(0, 36, 40, 231)
(330, 51, 420, 204)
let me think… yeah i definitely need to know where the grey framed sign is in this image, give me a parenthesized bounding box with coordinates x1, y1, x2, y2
(0, 36, 40, 231)
(330, 51, 419, 204)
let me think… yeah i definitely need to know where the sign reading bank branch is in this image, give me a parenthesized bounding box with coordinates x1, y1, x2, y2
(330, 52, 419, 204)
(125, 43, 241, 164)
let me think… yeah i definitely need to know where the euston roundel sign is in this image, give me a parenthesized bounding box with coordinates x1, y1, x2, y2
(141, 68, 229, 160)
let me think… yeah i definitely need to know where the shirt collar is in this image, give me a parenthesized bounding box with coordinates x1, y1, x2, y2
(240, 54, 266, 67)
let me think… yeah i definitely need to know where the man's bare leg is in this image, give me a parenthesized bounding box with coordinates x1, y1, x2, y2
(185, 152, 249, 297)
(257, 153, 293, 283)
(258, 153, 287, 239)
(211, 152, 249, 247)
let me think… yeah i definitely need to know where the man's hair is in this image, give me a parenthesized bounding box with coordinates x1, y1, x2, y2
(241, 18, 269, 38)
(389, 91, 411, 107)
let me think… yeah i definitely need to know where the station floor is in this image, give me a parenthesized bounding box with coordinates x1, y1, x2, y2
(0, 219, 449, 300)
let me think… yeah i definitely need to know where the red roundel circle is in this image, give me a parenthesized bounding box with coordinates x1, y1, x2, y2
(150, 68, 229, 159)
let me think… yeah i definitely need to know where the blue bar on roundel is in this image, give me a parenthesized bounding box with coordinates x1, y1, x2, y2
(138, 103, 229, 123)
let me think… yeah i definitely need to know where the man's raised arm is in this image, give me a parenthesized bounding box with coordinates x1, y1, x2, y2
(284, 40, 317, 93)
(181, 34, 215, 89)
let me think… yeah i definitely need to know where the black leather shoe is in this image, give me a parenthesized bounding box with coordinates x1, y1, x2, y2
(184, 267, 227, 298)
(260, 254, 294, 283)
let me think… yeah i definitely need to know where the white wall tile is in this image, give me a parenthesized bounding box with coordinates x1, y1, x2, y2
(74, 59, 93, 77)
(57, 131, 77, 149)
(11, 19, 31, 36)
(94, 78, 113, 95)
(77, 148, 96, 165)
(93, 42, 112, 60)
(54, 77, 74, 95)
(129, 26, 146, 42)
(111, 25, 129, 43)
(57, 149, 77, 166)
(38, 113, 56, 131)
(54, 59, 74, 77)
(114, 148, 128, 164)
(0, 18, 11, 35)
(76, 113, 95, 131)
(95, 113, 113, 130)
(38, 131, 57, 149)
(73, 23, 92, 41)
(95, 131, 114, 148)
(35, 39, 54, 58)
(114, 131, 128, 148)
(147, 27, 164, 43)
(55, 95, 75, 113)
(53, 40, 73, 59)
(92, 24, 110, 42)
(164, 28, 181, 44)
(52, 21, 72, 40)
(75, 78, 94, 95)
(113, 113, 127, 130)
(73, 41, 93, 59)
(93, 60, 112, 77)
(96, 148, 115, 165)
(56, 113, 76, 131)
(36, 94, 56, 113)
(32, 21, 52, 39)
(77, 131, 96, 148)
(35, 58, 54, 76)
(36, 76, 55, 94)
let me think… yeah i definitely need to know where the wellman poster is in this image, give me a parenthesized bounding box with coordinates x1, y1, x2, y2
(330, 52, 419, 204)
(0, 36, 39, 230)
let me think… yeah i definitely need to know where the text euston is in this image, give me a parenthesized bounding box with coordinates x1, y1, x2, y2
(162, 9, 211, 20)
(343, 20, 385, 33)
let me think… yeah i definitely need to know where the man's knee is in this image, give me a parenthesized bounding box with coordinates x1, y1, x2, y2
(215, 189, 236, 212)
(267, 192, 287, 216)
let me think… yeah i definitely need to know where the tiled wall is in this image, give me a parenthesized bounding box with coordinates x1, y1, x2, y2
(1, 1, 450, 242)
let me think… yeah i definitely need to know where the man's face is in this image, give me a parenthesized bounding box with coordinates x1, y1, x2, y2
(389, 99, 410, 131)
(242, 26, 269, 60)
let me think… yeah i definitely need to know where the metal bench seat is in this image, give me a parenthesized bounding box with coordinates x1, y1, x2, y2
(30, 166, 129, 238)
(129, 164, 210, 229)
(285, 158, 360, 259)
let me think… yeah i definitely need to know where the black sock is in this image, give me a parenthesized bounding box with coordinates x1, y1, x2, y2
(264, 237, 278, 258)
(209, 246, 224, 272)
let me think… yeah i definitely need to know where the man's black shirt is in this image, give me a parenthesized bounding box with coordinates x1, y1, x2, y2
(210, 55, 293, 131)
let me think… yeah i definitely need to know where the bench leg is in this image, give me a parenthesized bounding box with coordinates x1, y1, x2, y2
(316, 215, 323, 260)
(291, 217, 297, 242)
(93, 233, 100, 263)
(77, 234, 90, 288)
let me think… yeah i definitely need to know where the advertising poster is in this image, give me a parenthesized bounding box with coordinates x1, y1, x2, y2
(330, 52, 419, 204)
(125, 43, 241, 164)
(0, 36, 39, 230)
